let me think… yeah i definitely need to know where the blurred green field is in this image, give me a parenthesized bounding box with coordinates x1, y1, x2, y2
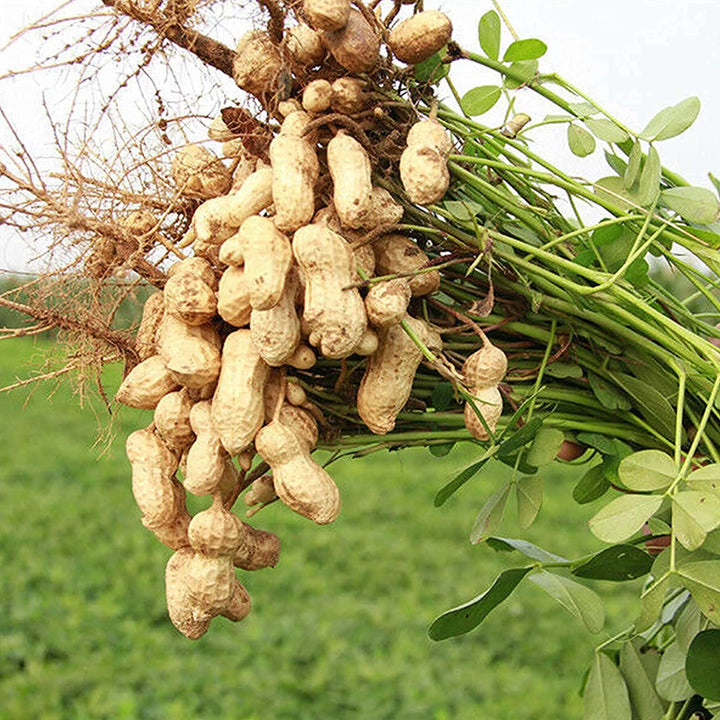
(1, 339, 642, 720)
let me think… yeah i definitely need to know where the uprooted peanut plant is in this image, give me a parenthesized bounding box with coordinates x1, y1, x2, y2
(2, 0, 720, 716)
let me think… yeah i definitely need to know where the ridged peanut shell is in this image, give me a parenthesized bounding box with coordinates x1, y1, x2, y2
(167, 257, 217, 290)
(186, 555, 236, 617)
(188, 499, 243, 557)
(464, 385, 503, 441)
(234, 523, 281, 570)
(233, 30, 282, 97)
(278, 404, 319, 450)
(365, 278, 411, 328)
(321, 9, 380, 74)
(330, 77, 366, 115)
(184, 401, 228, 496)
(163, 272, 217, 326)
(135, 291, 164, 361)
(388, 11, 452, 65)
(399, 144, 449, 205)
(115, 355, 179, 409)
(463, 343, 508, 388)
(144, 478, 191, 550)
(285, 23, 325, 67)
(154, 389, 195, 451)
(166, 549, 211, 640)
(302, 79, 333, 113)
(406, 118, 453, 157)
(304, 0, 350, 31)
(171, 144, 231, 200)
(255, 419, 341, 524)
(327, 131, 372, 229)
(220, 581, 252, 622)
(373, 234, 440, 296)
(244, 476, 277, 507)
(217, 266, 252, 327)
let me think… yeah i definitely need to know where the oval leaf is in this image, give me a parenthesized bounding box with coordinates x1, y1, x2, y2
(427, 566, 533, 640)
(434, 455, 492, 507)
(677, 560, 720, 624)
(618, 450, 676, 492)
(526, 427, 565, 467)
(487, 536, 567, 564)
(655, 641, 693, 702)
(584, 652, 632, 720)
(568, 123, 597, 157)
(572, 545, 653, 582)
(503, 38, 547, 62)
(619, 640, 665, 720)
(574, 465, 611, 505)
(624, 140, 642, 188)
(478, 10, 501, 60)
(503, 60, 538, 89)
(469, 483, 511, 544)
(686, 629, 720, 701)
(638, 145, 661, 206)
(641, 96, 701, 142)
(687, 463, 720, 496)
(530, 571, 605, 633)
(461, 85, 502, 117)
(585, 117, 629, 144)
(661, 186, 720, 225)
(675, 600, 704, 654)
(589, 494, 663, 543)
(611, 372, 676, 441)
(515, 475, 543, 529)
(588, 373, 631, 411)
(673, 491, 720, 551)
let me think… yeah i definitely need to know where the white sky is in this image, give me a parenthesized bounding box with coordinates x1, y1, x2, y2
(1, 0, 718, 273)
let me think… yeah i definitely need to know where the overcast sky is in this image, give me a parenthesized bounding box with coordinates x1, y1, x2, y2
(1, 0, 718, 272)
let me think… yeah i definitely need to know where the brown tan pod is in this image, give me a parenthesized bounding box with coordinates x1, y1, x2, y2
(218, 231, 246, 266)
(244, 476, 277, 507)
(304, 0, 350, 31)
(234, 523, 281, 570)
(365, 278, 412, 327)
(388, 10, 453, 65)
(285, 381, 307, 407)
(167, 257, 218, 290)
(285, 23, 325, 67)
(157, 315, 222, 390)
(185, 401, 228, 496)
(399, 144, 450, 205)
(363, 187, 404, 228)
(330, 77, 366, 115)
(212, 330, 271, 456)
(463, 343, 508, 389)
(255, 418, 341, 524)
(144, 478, 192, 550)
(217, 266, 252, 327)
(217, 457, 241, 503)
(221, 580, 252, 622)
(406, 118, 453, 157)
(188, 499, 243, 556)
(302, 79, 333, 114)
(115, 355, 179, 410)
(322, 9, 380, 74)
(357, 315, 437, 435)
(154, 389, 195, 451)
(250, 269, 301, 366)
(327, 131, 372, 229)
(239, 217, 293, 309)
(186, 554, 236, 618)
(163, 272, 217, 327)
(166, 549, 211, 640)
(286, 343, 317, 370)
(172, 144, 232, 200)
(224, 166, 274, 229)
(233, 30, 282, 97)
(313, 205, 376, 278)
(464, 385, 503, 441)
(208, 114, 236, 142)
(126, 427, 179, 528)
(269, 133, 319, 233)
(278, 403, 319, 450)
(373, 234, 440, 296)
(293, 223, 367, 359)
(354, 327, 379, 356)
(135, 291, 164, 361)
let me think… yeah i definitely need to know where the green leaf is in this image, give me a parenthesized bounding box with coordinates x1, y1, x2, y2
(673, 491, 720, 551)
(594, 176, 644, 212)
(641, 96, 701, 142)
(413, 52, 449, 84)
(530, 571, 604, 633)
(431, 382, 456, 411)
(569, 101, 598, 118)
(589, 494, 664, 543)
(675, 599, 704, 654)
(585, 118, 629, 144)
(434, 454, 492, 507)
(704, 528, 720, 555)
(624, 140, 643, 188)
(661, 186, 720, 225)
(677, 560, 720, 624)
(638, 145, 661, 206)
(577, 432, 623, 456)
(572, 545, 653, 582)
(584, 652, 632, 720)
(470, 483, 511, 544)
(478, 10, 501, 60)
(486, 536, 567, 563)
(573, 465, 611, 505)
(428, 442, 455, 457)
(655, 642, 693, 702)
(636, 574, 670, 632)
(618, 450, 676, 492)
(427, 566, 533, 640)
(461, 85, 502, 116)
(618, 641, 665, 720)
(686, 463, 720, 496)
(611, 372, 676, 441)
(605, 151, 628, 177)
(515, 475, 543, 529)
(568, 124, 597, 157)
(526, 428, 564, 467)
(686, 629, 720, 700)
(503, 38, 547, 62)
(503, 60, 538, 89)
(497, 416, 544, 456)
(545, 362, 583, 379)
(588, 372, 632, 410)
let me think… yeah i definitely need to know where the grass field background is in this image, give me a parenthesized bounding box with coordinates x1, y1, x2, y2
(1, 338, 642, 719)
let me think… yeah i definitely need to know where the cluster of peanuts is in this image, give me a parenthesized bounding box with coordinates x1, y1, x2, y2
(114, 0, 506, 638)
